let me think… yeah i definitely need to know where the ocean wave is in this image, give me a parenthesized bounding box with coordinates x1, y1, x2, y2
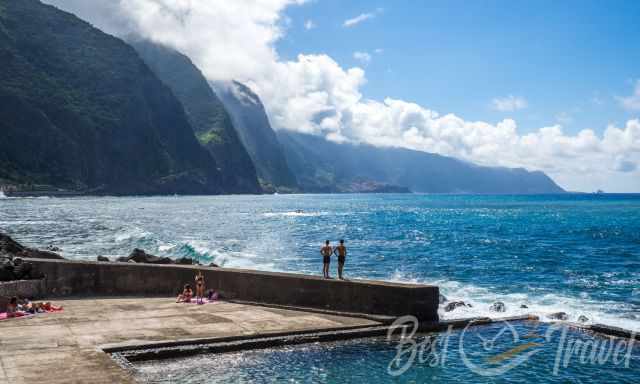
(387, 270, 640, 332)
(263, 211, 328, 217)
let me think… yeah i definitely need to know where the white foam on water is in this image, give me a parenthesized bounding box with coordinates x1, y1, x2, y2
(113, 227, 152, 243)
(263, 211, 328, 217)
(387, 270, 640, 332)
(0, 190, 6, 199)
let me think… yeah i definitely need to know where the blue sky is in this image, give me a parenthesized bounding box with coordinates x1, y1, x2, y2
(278, 0, 640, 136)
(46, 0, 640, 191)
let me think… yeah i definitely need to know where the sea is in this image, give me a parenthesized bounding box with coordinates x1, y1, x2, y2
(1, 193, 639, 382)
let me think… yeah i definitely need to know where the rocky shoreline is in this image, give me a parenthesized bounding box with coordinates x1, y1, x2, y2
(0, 233, 218, 282)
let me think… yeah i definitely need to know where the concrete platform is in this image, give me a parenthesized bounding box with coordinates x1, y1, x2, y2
(0, 297, 380, 384)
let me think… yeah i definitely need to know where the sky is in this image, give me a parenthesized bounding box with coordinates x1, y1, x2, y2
(43, 0, 640, 192)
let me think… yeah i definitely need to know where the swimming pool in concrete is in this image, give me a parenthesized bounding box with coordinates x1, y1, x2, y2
(131, 321, 639, 383)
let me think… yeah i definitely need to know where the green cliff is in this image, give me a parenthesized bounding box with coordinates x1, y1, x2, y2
(0, 0, 222, 194)
(130, 40, 261, 194)
(213, 81, 299, 193)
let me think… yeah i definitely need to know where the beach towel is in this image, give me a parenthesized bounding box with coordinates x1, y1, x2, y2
(181, 293, 220, 305)
(0, 306, 63, 321)
(0, 312, 33, 321)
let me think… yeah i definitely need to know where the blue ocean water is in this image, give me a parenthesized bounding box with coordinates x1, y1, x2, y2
(1, 194, 639, 330)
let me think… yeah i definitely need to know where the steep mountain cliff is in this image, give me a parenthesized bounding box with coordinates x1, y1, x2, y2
(130, 41, 261, 194)
(277, 131, 566, 194)
(213, 81, 298, 193)
(0, 0, 223, 194)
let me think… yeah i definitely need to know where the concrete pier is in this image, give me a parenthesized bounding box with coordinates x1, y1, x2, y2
(28, 258, 440, 321)
(1, 259, 440, 383)
(0, 297, 380, 384)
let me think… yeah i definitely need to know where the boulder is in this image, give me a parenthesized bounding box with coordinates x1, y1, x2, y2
(97, 255, 110, 262)
(439, 294, 448, 304)
(444, 301, 468, 312)
(0, 233, 64, 260)
(0, 257, 42, 281)
(490, 302, 506, 312)
(548, 312, 569, 321)
(520, 304, 528, 309)
(125, 249, 173, 264)
(209, 262, 220, 268)
(577, 315, 589, 323)
(174, 257, 194, 265)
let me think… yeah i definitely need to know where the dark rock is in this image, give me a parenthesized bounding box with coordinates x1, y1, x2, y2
(46, 245, 62, 252)
(25, 249, 65, 260)
(0, 255, 42, 281)
(577, 315, 589, 323)
(116, 256, 129, 263)
(549, 312, 569, 321)
(490, 302, 506, 312)
(520, 304, 528, 309)
(126, 249, 173, 264)
(97, 256, 110, 262)
(444, 301, 468, 312)
(0, 233, 23, 256)
(209, 262, 220, 268)
(0, 233, 64, 260)
(174, 257, 194, 265)
(439, 294, 448, 304)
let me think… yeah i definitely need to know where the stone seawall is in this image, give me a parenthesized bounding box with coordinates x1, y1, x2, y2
(0, 279, 46, 311)
(28, 258, 439, 321)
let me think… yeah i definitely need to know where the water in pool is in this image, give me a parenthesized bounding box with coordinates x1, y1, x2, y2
(132, 322, 639, 383)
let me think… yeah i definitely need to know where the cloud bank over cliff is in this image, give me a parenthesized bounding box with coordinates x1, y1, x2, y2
(44, 0, 640, 192)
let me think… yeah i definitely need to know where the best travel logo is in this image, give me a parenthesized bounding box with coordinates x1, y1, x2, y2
(386, 316, 637, 377)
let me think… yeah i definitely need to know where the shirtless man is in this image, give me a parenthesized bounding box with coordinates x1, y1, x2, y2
(320, 240, 333, 278)
(333, 239, 347, 280)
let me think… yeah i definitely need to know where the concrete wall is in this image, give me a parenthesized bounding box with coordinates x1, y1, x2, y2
(28, 259, 439, 321)
(0, 279, 46, 311)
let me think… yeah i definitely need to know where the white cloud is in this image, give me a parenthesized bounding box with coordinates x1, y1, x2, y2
(343, 9, 382, 27)
(618, 80, 640, 111)
(491, 95, 528, 112)
(304, 19, 315, 30)
(353, 51, 371, 64)
(42, 0, 640, 192)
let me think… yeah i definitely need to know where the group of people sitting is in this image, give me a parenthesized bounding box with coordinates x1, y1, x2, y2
(4, 296, 62, 318)
(176, 271, 218, 304)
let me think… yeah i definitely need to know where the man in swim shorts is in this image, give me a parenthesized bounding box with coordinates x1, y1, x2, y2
(333, 239, 347, 280)
(321, 240, 333, 278)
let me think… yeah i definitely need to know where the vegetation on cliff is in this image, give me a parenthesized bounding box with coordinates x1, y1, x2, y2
(277, 131, 565, 194)
(214, 81, 299, 193)
(130, 40, 261, 194)
(0, 0, 222, 194)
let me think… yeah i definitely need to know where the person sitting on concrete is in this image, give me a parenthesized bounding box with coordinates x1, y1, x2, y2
(333, 239, 347, 280)
(6, 297, 24, 318)
(321, 240, 333, 279)
(176, 284, 193, 303)
(207, 290, 219, 301)
(195, 271, 205, 304)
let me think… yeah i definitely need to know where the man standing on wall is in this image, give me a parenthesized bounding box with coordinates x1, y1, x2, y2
(321, 240, 333, 278)
(334, 239, 347, 280)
